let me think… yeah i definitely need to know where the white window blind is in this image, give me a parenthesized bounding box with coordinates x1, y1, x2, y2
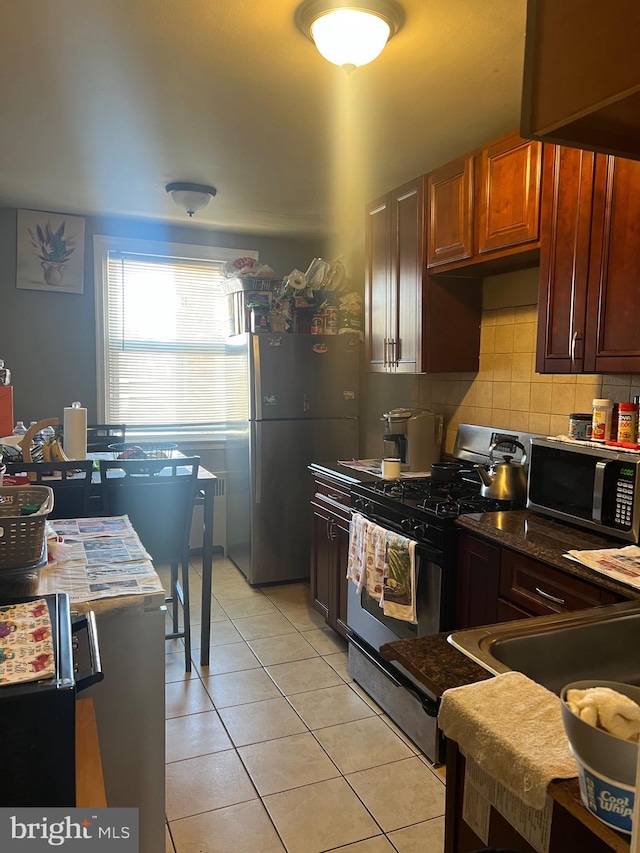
(94, 236, 258, 431)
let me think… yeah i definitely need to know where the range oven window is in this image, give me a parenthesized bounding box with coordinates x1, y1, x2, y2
(529, 445, 597, 519)
(360, 589, 418, 641)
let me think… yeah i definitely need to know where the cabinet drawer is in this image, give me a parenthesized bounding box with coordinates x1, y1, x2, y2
(313, 478, 351, 513)
(500, 549, 617, 616)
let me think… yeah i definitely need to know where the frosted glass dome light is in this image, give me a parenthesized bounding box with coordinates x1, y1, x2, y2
(296, 1, 403, 73)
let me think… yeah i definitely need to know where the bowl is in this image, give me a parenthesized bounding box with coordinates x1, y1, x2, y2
(561, 679, 640, 834)
(108, 442, 178, 460)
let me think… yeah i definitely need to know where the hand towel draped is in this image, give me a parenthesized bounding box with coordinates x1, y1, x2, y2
(346, 514, 418, 624)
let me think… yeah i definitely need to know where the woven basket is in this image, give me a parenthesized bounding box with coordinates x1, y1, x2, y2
(0, 486, 54, 569)
(219, 278, 283, 295)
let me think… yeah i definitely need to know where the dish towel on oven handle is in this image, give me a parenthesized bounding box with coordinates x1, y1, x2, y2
(346, 513, 388, 601)
(381, 532, 417, 624)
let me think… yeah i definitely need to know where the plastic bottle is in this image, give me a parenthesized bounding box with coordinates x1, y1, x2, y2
(617, 402, 638, 444)
(12, 420, 26, 436)
(592, 399, 614, 442)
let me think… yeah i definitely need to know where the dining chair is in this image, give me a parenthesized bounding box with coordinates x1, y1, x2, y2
(98, 457, 200, 672)
(3, 460, 94, 519)
(86, 424, 126, 452)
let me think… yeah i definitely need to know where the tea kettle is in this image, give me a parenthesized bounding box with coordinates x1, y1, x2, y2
(475, 439, 528, 503)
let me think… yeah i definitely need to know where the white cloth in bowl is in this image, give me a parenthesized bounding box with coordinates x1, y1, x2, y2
(565, 686, 640, 742)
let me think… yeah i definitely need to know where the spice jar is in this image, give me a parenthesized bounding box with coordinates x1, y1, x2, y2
(592, 399, 614, 441)
(617, 402, 639, 444)
(568, 413, 592, 441)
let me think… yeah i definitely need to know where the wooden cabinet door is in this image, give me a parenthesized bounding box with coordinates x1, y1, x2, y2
(584, 154, 640, 372)
(427, 155, 474, 268)
(390, 177, 425, 373)
(476, 132, 542, 255)
(536, 145, 596, 373)
(365, 195, 391, 372)
(310, 504, 331, 620)
(455, 532, 500, 629)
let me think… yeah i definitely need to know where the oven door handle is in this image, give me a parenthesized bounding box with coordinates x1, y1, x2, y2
(72, 610, 105, 693)
(347, 632, 440, 717)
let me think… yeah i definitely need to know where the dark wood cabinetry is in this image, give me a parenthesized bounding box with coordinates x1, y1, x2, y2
(426, 131, 542, 275)
(455, 531, 619, 630)
(366, 177, 481, 374)
(521, 0, 640, 162)
(310, 471, 351, 637)
(537, 147, 640, 374)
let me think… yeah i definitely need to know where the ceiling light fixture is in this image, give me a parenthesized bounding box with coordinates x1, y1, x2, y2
(165, 182, 217, 217)
(295, 0, 403, 73)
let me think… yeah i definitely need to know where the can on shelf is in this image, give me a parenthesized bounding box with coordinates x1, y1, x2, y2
(324, 308, 338, 335)
(568, 413, 592, 440)
(310, 314, 325, 335)
(617, 402, 639, 444)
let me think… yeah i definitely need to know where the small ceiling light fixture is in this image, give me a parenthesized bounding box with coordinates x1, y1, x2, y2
(296, 0, 403, 73)
(165, 181, 217, 217)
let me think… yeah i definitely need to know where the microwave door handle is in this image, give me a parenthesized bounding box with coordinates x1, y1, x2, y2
(593, 460, 607, 523)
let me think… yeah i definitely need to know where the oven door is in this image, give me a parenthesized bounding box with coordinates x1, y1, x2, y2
(346, 538, 445, 648)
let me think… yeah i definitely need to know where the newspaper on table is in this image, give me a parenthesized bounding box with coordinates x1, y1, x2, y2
(38, 515, 164, 603)
(565, 545, 640, 589)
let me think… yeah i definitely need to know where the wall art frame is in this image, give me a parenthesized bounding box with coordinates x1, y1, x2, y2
(16, 209, 85, 294)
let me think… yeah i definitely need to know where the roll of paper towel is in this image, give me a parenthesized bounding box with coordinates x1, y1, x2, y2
(63, 401, 87, 460)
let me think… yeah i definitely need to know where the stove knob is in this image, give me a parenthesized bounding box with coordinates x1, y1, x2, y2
(413, 523, 427, 538)
(400, 518, 413, 533)
(364, 501, 374, 514)
(354, 498, 365, 511)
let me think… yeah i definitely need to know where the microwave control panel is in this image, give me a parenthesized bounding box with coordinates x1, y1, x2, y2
(614, 464, 636, 529)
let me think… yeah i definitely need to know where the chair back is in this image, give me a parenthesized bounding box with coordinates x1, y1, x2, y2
(3, 460, 94, 519)
(86, 424, 126, 452)
(98, 457, 200, 562)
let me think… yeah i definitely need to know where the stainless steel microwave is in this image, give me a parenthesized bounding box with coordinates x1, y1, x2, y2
(527, 437, 640, 542)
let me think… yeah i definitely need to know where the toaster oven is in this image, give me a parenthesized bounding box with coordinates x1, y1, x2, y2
(0, 592, 103, 806)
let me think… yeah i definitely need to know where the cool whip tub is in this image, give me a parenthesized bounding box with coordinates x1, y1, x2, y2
(561, 679, 640, 834)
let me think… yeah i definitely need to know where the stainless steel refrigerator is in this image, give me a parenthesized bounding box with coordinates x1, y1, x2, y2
(225, 332, 359, 585)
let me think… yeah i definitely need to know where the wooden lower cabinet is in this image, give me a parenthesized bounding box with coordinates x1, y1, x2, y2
(310, 472, 351, 637)
(455, 531, 622, 629)
(445, 740, 620, 853)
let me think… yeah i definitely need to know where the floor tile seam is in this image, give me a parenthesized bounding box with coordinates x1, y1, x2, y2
(164, 743, 236, 766)
(338, 755, 446, 832)
(307, 725, 422, 778)
(320, 830, 390, 853)
(220, 707, 313, 750)
(230, 624, 302, 641)
(165, 789, 261, 826)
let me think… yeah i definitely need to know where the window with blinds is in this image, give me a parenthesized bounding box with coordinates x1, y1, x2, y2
(94, 236, 258, 431)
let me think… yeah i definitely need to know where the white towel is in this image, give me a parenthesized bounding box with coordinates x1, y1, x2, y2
(346, 512, 368, 588)
(381, 532, 417, 623)
(565, 687, 640, 742)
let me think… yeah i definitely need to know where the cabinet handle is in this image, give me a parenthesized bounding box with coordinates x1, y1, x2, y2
(383, 338, 389, 367)
(388, 339, 397, 367)
(534, 586, 566, 605)
(328, 493, 342, 501)
(570, 332, 582, 366)
(328, 518, 336, 540)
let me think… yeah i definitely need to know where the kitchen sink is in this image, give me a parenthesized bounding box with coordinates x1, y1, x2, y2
(448, 600, 640, 695)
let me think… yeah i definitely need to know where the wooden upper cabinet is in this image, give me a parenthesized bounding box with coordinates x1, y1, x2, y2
(392, 179, 424, 373)
(476, 132, 542, 254)
(521, 0, 640, 161)
(584, 155, 640, 372)
(426, 155, 473, 268)
(426, 131, 542, 274)
(537, 148, 640, 374)
(536, 144, 596, 373)
(365, 194, 390, 372)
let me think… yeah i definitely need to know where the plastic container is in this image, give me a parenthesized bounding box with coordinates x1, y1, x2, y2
(592, 399, 614, 442)
(617, 402, 639, 444)
(561, 680, 640, 835)
(108, 442, 177, 460)
(569, 413, 593, 440)
(12, 421, 26, 436)
(324, 308, 338, 335)
(0, 485, 53, 598)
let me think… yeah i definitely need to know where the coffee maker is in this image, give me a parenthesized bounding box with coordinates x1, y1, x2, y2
(381, 408, 443, 473)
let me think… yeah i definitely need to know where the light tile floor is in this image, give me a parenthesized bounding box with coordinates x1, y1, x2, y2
(161, 556, 446, 853)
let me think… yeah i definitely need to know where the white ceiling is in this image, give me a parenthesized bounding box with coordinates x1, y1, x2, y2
(0, 0, 527, 238)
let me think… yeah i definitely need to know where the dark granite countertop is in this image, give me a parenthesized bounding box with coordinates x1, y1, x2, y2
(456, 510, 640, 601)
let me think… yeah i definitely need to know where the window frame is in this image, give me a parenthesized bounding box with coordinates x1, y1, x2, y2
(94, 234, 258, 436)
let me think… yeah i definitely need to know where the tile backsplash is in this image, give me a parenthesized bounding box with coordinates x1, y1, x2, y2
(412, 270, 640, 454)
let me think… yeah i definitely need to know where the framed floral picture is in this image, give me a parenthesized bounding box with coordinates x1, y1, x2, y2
(16, 209, 85, 294)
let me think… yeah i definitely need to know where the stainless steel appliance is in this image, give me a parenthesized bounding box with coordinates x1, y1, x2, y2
(0, 593, 103, 806)
(226, 332, 359, 585)
(381, 408, 443, 472)
(527, 436, 640, 542)
(347, 423, 539, 764)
